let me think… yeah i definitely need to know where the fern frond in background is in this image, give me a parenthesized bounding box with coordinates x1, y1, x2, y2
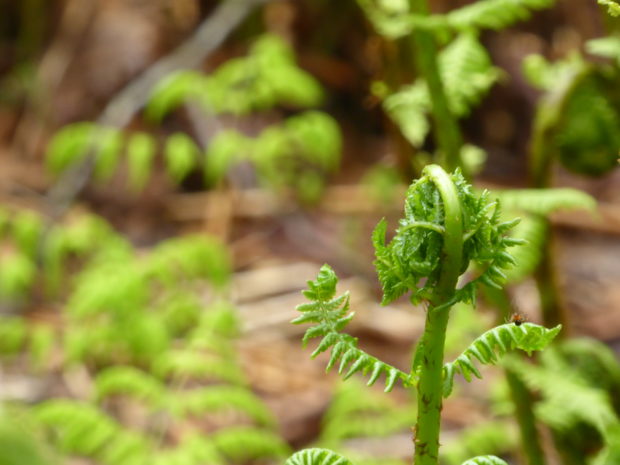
(44, 34, 341, 199)
(94, 366, 167, 406)
(171, 386, 275, 427)
(319, 380, 416, 448)
(210, 426, 291, 462)
(0, 405, 57, 465)
(445, 0, 554, 32)
(147, 34, 323, 119)
(36, 400, 152, 465)
(357, 0, 555, 38)
(488, 187, 596, 283)
(599, 0, 620, 17)
(442, 421, 517, 465)
(205, 111, 341, 202)
(29, 226, 286, 465)
(523, 50, 620, 179)
(506, 338, 620, 464)
(382, 33, 499, 148)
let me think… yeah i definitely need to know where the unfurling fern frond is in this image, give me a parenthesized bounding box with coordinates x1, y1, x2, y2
(446, 0, 554, 31)
(442, 323, 561, 397)
(460, 456, 509, 465)
(285, 448, 354, 465)
(293, 265, 410, 392)
(373, 170, 522, 307)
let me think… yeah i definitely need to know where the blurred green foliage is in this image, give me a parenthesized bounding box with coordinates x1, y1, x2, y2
(45, 34, 341, 201)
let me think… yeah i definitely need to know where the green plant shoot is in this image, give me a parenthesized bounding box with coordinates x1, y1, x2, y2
(288, 165, 561, 465)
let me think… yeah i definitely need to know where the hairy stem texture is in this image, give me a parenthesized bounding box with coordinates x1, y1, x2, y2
(414, 165, 463, 465)
(414, 308, 449, 465)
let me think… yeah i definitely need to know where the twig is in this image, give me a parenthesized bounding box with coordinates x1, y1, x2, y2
(44, 0, 270, 220)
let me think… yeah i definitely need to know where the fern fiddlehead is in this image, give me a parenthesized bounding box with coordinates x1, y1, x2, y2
(291, 165, 555, 465)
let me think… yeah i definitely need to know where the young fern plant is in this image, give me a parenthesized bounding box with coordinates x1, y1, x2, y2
(287, 165, 561, 465)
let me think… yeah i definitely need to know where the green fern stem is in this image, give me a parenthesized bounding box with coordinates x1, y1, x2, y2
(534, 238, 568, 331)
(528, 64, 591, 332)
(408, 0, 464, 173)
(505, 368, 546, 465)
(414, 165, 463, 465)
(484, 282, 546, 465)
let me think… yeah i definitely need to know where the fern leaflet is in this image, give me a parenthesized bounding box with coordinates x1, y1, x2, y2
(171, 386, 275, 427)
(154, 349, 245, 384)
(35, 400, 151, 465)
(286, 448, 354, 465)
(442, 323, 561, 397)
(383, 33, 498, 147)
(94, 366, 167, 406)
(503, 215, 546, 283)
(439, 33, 501, 117)
(293, 265, 410, 392)
(460, 456, 509, 465)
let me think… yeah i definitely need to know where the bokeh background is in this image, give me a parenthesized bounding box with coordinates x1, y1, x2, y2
(0, 0, 620, 464)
